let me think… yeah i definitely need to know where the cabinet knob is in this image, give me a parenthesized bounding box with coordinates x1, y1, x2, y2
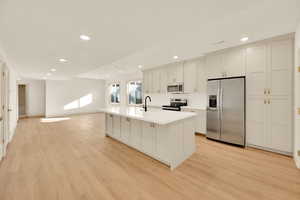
(264, 99, 267, 104)
(268, 99, 270, 104)
(264, 89, 267, 95)
(268, 89, 271, 95)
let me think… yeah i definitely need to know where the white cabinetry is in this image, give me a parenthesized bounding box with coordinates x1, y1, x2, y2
(205, 53, 224, 79)
(167, 62, 184, 83)
(143, 70, 153, 93)
(182, 108, 206, 134)
(152, 68, 161, 93)
(130, 119, 142, 149)
(106, 114, 113, 136)
(197, 59, 207, 94)
(246, 38, 293, 154)
(141, 122, 157, 155)
(121, 117, 131, 145)
(113, 115, 121, 140)
(183, 60, 198, 93)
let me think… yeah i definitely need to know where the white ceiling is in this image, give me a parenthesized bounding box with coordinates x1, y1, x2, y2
(0, 0, 299, 80)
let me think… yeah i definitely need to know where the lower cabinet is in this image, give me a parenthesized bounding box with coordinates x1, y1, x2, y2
(113, 115, 121, 140)
(121, 117, 131, 145)
(106, 114, 113, 136)
(182, 108, 207, 134)
(141, 122, 156, 156)
(130, 119, 142, 149)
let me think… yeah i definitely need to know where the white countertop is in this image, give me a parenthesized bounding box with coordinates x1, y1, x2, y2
(99, 106, 197, 125)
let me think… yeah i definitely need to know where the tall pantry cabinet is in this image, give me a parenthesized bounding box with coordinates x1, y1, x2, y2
(246, 37, 293, 154)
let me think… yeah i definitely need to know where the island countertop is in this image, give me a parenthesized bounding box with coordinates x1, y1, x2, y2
(98, 106, 197, 125)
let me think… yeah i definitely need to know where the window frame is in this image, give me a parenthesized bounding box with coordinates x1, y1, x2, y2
(126, 80, 143, 106)
(109, 82, 121, 104)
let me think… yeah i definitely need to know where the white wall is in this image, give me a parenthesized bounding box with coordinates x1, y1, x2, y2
(294, 23, 300, 168)
(46, 78, 105, 117)
(18, 79, 45, 117)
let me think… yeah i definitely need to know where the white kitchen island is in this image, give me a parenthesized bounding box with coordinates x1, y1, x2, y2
(99, 106, 197, 170)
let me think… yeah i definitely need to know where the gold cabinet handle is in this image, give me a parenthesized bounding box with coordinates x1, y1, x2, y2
(268, 99, 270, 104)
(264, 89, 267, 95)
(268, 89, 271, 95)
(264, 99, 267, 104)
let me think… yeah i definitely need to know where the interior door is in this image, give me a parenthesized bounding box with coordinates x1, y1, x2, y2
(0, 62, 3, 160)
(220, 78, 245, 145)
(206, 80, 221, 140)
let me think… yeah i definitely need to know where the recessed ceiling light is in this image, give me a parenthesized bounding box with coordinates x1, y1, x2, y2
(240, 37, 249, 42)
(59, 58, 67, 63)
(46, 73, 52, 76)
(50, 68, 56, 72)
(80, 34, 91, 41)
(173, 56, 179, 60)
(138, 65, 143, 69)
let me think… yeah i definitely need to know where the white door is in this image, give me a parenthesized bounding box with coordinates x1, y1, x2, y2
(246, 44, 268, 147)
(152, 69, 161, 93)
(267, 39, 293, 152)
(223, 48, 246, 77)
(113, 115, 121, 140)
(183, 60, 197, 93)
(130, 119, 142, 150)
(141, 122, 156, 155)
(121, 117, 131, 145)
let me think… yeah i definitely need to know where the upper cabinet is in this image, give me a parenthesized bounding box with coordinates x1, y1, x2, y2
(167, 62, 184, 84)
(205, 48, 246, 79)
(223, 48, 246, 77)
(183, 59, 198, 93)
(152, 68, 161, 93)
(205, 53, 224, 79)
(143, 70, 153, 94)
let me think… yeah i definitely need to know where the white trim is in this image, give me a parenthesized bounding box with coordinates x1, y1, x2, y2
(247, 143, 293, 156)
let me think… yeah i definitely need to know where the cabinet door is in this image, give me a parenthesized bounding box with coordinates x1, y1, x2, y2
(183, 60, 197, 93)
(183, 119, 195, 157)
(197, 59, 207, 93)
(267, 39, 293, 153)
(152, 68, 161, 93)
(246, 97, 267, 147)
(143, 70, 153, 94)
(113, 115, 121, 140)
(205, 54, 224, 79)
(121, 117, 131, 145)
(130, 119, 142, 150)
(106, 114, 113, 136)
(156, 126, 170, 162)
(142, 122, 156, 155)
(246, 44, 267, 97)
(224, 48, 246, 77)
(167, 62, 183, 83)
(160, 67, 168, 94)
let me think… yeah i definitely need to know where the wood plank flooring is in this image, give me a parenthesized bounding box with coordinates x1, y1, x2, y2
(0, 113, 299, 200)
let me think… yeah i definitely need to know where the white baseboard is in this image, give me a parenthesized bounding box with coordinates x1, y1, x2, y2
(295, 158, 300, 169)
(246, 143, 293, 156)
(45, 111, 101, 118)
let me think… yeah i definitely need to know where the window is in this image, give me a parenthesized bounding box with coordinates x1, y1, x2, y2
(127, 81, 142, 105)
(110, 83, 120, 104)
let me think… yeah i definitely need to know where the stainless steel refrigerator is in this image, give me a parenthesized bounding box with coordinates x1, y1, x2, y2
(206, 76, 245, 146)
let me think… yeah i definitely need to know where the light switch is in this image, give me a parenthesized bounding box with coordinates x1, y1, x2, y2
(298, 150, 300, 157)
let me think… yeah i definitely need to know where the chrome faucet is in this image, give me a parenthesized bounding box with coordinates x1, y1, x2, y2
(144, 96, 152, 112)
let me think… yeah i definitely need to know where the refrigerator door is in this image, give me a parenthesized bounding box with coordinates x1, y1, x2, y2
(206, 80, 221, 140)
(220, 78, 245, 146)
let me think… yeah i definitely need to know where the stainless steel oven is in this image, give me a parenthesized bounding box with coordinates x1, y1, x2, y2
(167, 83, 184, 94)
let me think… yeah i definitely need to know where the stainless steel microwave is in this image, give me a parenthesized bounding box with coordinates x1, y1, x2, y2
(167, 83, 184, 93)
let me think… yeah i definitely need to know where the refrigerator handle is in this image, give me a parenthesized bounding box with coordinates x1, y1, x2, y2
(220, 88, 223, 114)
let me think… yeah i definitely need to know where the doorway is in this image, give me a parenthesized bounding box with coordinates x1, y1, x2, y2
(18, 85, 26, 118)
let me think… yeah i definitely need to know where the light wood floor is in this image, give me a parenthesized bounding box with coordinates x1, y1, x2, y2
(0, 113, 299, 200)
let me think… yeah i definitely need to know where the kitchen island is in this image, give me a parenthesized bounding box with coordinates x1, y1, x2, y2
(99, 106, 197, 170)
